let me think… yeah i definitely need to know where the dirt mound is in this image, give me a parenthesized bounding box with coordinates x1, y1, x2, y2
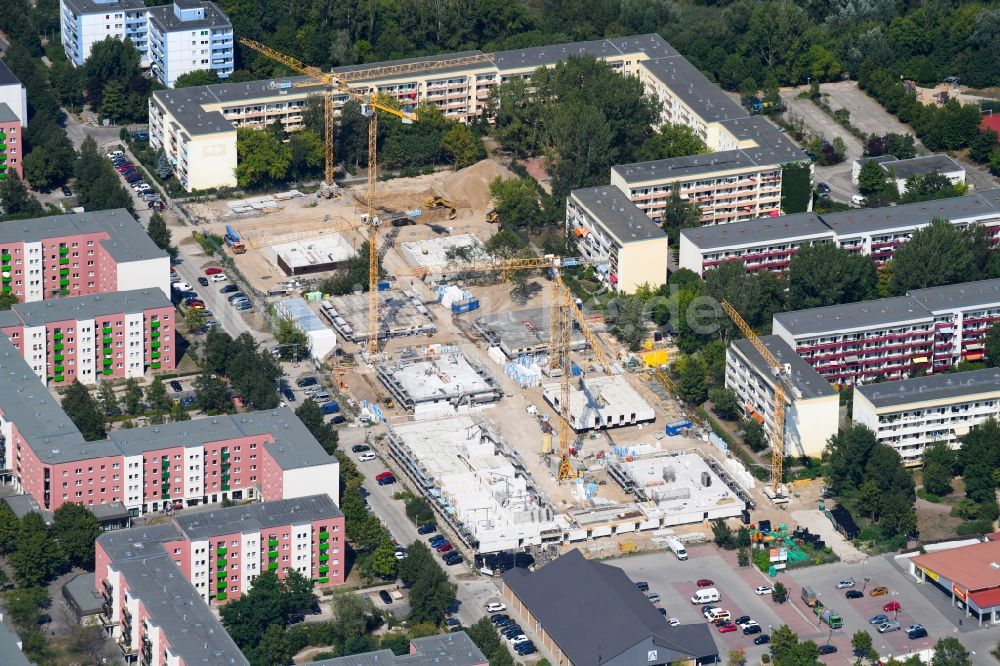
(440, 159, 516, 211)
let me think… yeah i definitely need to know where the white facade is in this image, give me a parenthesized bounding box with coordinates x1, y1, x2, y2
(77, 317, 96, 384)
(117, 256, 171, 300)
(24, 241, 43, 303)
(281, 462, 340, 509)
(0, 68, 27, 125)
(239, 532, 258, 595)
(123, 454, 143, 510)
(124, 311, 144, 377)
(183, 446, 204, 502)
(22, 325, 45, 380)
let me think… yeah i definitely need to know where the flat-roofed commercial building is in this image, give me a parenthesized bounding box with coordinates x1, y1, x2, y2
(853, 368, 1000, 465)
(909, 539, 1000, 625)
(566, 186, 668, 292)
(725, 335, 838, 458)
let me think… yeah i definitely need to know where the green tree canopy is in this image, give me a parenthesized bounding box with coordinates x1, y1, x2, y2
(52, 503, 101, 569)
(921, 442, 955, 497)
(236, 127, 293, 189)
(787, 243, 877, 310)
(10, 512, 65, 587)
(173, 69, 222, 88)
(635, 123, 708, 161)
(889, 218, 974, 293)
(489, 176, 544, 232)
(0, 171, 44, 219)
(294, 398, 338, 454)
(61, 379, 107, 441)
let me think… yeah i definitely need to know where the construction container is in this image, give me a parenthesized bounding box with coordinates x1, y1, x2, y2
(664, 418, 693, 436)
(541, 432, 553, 454)
(641, 349, 669, 367)
(377, 280, 391, 291)
(570, 363, 582, 377)
(451, 297, 480, 315)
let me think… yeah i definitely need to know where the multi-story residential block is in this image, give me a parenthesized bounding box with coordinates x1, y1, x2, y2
(0, 104, 23, 181)
(150, 33, 807, 197)
(853, 368, 1000, 465)
(772, 278, 1000, 386)
(60, 0, 232, 88)
(0, 289, 174, 386)
(565, 186, 668, 292)
(0, 209, 169, 303)
(0, 334, 340, 516)
(146, 0, 233, 87)
(680, 189, 1000, 276)
(96, 495, 345, 609)
(725, 335, 839, 458)
(678, 212, 834, 275)
(0, 60, 27, 125)
(851, 154, 966, 194)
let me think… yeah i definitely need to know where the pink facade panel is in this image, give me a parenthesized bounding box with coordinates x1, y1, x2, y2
(1, 121, 22, 180)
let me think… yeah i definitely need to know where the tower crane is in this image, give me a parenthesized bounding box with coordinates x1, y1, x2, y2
(721, 300, 789, 498)
(238, 39, 495, 357)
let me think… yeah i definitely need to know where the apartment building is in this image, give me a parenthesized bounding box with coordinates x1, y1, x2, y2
(151, 33, 807, 196)
(59, 0, 233, 88)
(310, 634, 487, 666)
(0, 104, 22, 181)
(565, 186, 668, 292)
(96, 495, 344, 607)
(773, 278, 1000, 386)
(0, 334, 339, 515)
(725, 335, 839, 458)
(0, 60, 27, 125)
(0, 289, 174, 386)
(0, 209, 169, 303)
(851, 154, 966, 194)
(853, 368, 1000, 465)
(680, 189, 1000, 276)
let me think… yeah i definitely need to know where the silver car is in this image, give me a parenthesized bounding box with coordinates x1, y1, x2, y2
(878, 620, 901, 634)
(835, 578, 855, 589)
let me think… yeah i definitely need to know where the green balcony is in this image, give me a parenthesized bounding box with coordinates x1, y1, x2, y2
(216, 592, 227, 601)
(268, 539, 278, 548)
(150, 320, 160, 328)
(216, 558, 226, 568)
(161, 492, 169, 500)
(150, 362, 161, 369)
(268, 550, 278, 559)
(53, 374, 64, 383)
(59, 257, 69, 265)
(1, 287, 10, 294)
(0, 132, 5, 139)
(217, 569, 226, 579)
(52, 332, 63, 340)
(317, 577, 329, 584)
(151, 341, 160, 349)
(217, 581, 227, 590)
(318, 565, 329, 574)
(161, 458, 169, 467)
(150, 329, 160, 338)
(318, 543, 328, 551)
(59, 279, 69, 287)
(102, 337, 112, 345)
(103, 358, 113, 366)
(216, 547, 227, 556)
(161, 471, 169, 480)
(221, 473, 230, 482)
(103, 347, 112, 356)
(1, 253, 9, 263)
(221, 484, 230, 491)
(53, 354, 63, 363)
(151, 351, 160, 359)
(103, 368, 113, 375)
(53, 365, 64, 374)
(53, 343, 64, 352)
(267, 562, 278, 571)
(102, 326, 112, 334)
(221, 451, 230, 459)
(59, 268, 69, 276)
(318, 554, 329, 563)
(59, 247, 68, 255)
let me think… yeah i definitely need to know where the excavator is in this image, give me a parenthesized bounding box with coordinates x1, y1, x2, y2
(424, 196, 457, 220)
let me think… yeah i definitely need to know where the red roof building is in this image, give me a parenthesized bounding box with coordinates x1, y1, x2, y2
(910, 540, 1000, 625)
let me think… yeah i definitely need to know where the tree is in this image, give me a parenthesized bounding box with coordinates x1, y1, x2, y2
(676, 354, 708, 405)
(4, 586, 48, 632)
(407, 553, 456, 624)
(957, 419, 1000, 510)
(787, 243, 877, 309)
(769, 624, 800, 663)
(170, 399, 190, 422)
(826, 423, 880, 495)
(329, 589, 375, 649)
(0, 292, 16, 310)
(0, 502, 18, 554)
(185, 307, 206, 333)
(711, 519, 734, 549)
(0, 171, 43, 219)
(857, 159, 890, 195)
(82, 37, 146, 115)
(72, 624, 107, 665)
(287, 128, 324, 179)
(235, 127, 292, 188)
(661, 183, 701, 246)
(986, 323, 1000, 368)
(890, 219, 974, 293)
(122, 377, 144, 415)
(294, 398, 338, 455)
(52, 502, 101, 569)
(467, 616, 512, 666)
(970, 129, 999, 164)
(921, 442, 955, 497)
(97, 381, 119, 417)
(252, 624, 290, 666)
(146, 377, 171, 413)
(900, 173, 964, 204)
(772, 582, 788, 603)
(442, 123, 485, 169)
(851, 629, 875, 659)
(742, 419, 767, 452)
(636, 123, 708, 161)
(367, 535, 399, 580)
(146, 213, 174, 255)
(489, 177, 543, 232)
(98, 81, 129, 123)
(727, 648, 746, 666)
(709, 387, 741, 421)
(61, 379, 107, 441)
(10, 512, 65, 587)
(274, 316, 309, 361)
(194, 372, 231, 414)
(606, 293, 648, 351)
(173, 69, 221, 88)
(930, 637, 972, 666)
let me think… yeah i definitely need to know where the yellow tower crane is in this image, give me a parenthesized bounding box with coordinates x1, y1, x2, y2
(238, 39, 495, 357)
(721, 300, 789, 498)
(405, 254, 610, 481)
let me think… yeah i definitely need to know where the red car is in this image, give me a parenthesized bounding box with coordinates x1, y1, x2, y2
(883, 601, 901, 612)
(436, 542, 453, 553)
(697, 579, 714, 587)
(204, 267, 224, 275)
(116, 164, 134, 172)
(375, 471, 393, 481)
(716, 622, 737, 633)
(189, 302, 206, 310)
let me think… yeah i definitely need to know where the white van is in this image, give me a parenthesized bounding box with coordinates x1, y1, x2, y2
(705, 608, 730, 622)
(690, 587, 721, 604)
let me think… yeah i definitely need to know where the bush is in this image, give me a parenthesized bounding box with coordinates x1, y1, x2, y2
(957, 519, 994, 535)
(771, 582, 787, 604)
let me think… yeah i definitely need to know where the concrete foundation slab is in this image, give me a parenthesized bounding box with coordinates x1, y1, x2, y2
(319, 291, 435, 343)
(542, 375, 655, 431)
(474, 307, 586, 359)
(377, 347, 503, 413)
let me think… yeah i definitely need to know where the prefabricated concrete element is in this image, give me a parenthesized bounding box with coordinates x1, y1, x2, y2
(387, 416, 561, 553)
(474, 307, 587, 359)
(377, 348, 503, 415)
(274, 297, 337, 359)
(400, 234, 483, 276)
(319, 290, 435, 343)
(606, 451, 746, 525)
(267, 232, 357, 275)
(542, 375, 654, 431)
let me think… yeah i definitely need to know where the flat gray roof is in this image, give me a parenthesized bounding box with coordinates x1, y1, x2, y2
(820, 192, 999, 237)
(885, 154, 964, 179)
(96, 522, 181, 562)
(0, 621, 34, 666)
(90, 501, 129, 521)
(2, 494, 51, 523)
(680, 212, 832, 250)
(731, 335, 835, 400)
(0, 210, 166, 263)
(147, 0, 230, 32)
(11, 289, 170, 326)
(773, 295, 931, 337)
(571, 186, 665, 243)
(638, 56, 745, 123)
(62, 0, 144, 14)
(310, 633, 487, 666)
(63, 572, 103, 615)
(173, 494, 341, 540)
(721, 116, 808, 164)
(857, 368, 1000, 409)
(613, 149, 760, 185)
(909, 278, 1000, 314)
(494, 38, 623, 71)
(114, 554, 248, 665)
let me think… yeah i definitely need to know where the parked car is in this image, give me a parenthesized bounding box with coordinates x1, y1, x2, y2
(204, 267, 223, 275)
(846, 590, 864, 599)
(755, 585, 773, 595)
(358, 453, 376, 462)
(375, 471, 393, 481)
(280, 386, 296, 402)
(489, 614, 510, 625)
(878, 621, 901, 634)
(436, 542, 453, 553)
(377, 475, 395, 486)
(734, 615, 752, 627)
(227, 292, 247, 302)
(485, 602, 507, 614)
(211, 274, 228, 282)
(351, 445, 371, 453)
(646, 593, 661, 604)
(296, 376, 318, 388)
(818, 645, 837, 655)
(378, 590, 393, 605)
(697, 579, 714, 587)
(816, 182, 831, 194)
(417, 524, 436, 535)
(234, 302, 252, 312)
(197, 277, 210, 286)
(107, 150, 125, 159)
(836, 578, 855, 589)
(870, 614, 889, 625)
(170, 380, 183, 393)
(220, 284, 238, 294)
(429, 535, 446, 547)
(753, 634, 770, 645)
(869, 586, 889, 597)
(288, 613, 305, 624)
(515, 643, 536, 656)
(851, 194, 866, 206)
(883, 601, 901, 613)
(444, 553, 463, 566)
(394, 546, 407, 560)
(635, 581, 650, 592)
(716, 622, 737, 634)
(743, 624, 762, 635)
(61, 185, 73, 197)
(329, 414, 346, 425)
(907, 624, 927, 639)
